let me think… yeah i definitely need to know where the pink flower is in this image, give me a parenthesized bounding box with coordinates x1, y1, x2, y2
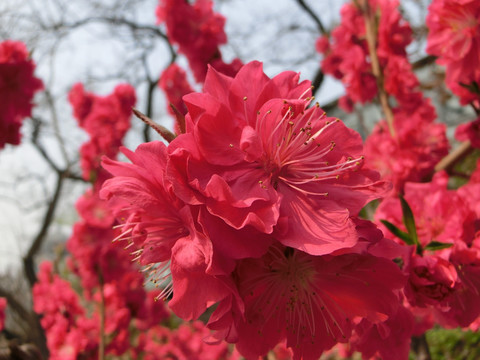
(101, 141, 242, 320)
(168, 61, 387, 255)
(352, 305, 414, 360)
(227, 245, 404, 360)
(0, 40, 43, 148)
(439, 238, 480, 327)
(405, 255, 457, 308)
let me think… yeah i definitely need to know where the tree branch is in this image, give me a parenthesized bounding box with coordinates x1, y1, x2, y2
(294, 0, 326, 35)
(23, 171, 65, 287)
(52, 16, 176, 62)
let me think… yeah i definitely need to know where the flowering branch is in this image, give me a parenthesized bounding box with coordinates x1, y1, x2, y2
(361, 1, 396, 137)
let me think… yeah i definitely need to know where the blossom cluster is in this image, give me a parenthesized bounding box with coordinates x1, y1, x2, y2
(376, 171, 480, 333)
(157, 0, 243, 135)
(34, 84, 166, 358)
(318, 0, 449, 194)
(13, 0, 480, 358)
(426, 0, 480, 107)
(0, 40, 43, 149)
(156, 0, 242, 83)
(68, 83, 136, 182)
(100, 61, 411, 359)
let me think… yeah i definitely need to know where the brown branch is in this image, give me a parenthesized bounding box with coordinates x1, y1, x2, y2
(31, 117, 60, 173)
(411, 334, 432, 360)
(311, 68, 325, 97)
(0, 287, 49, 358)
(434, 141, 473, 172)
(362, 1, 396, 137)
(132, 108, 176, 143)
(0, 287, 30, 321)
(143, 79, 159, 143)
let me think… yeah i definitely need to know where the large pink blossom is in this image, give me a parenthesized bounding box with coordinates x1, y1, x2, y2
(168, 61, 387, 256)
(0, 40, 43, 148)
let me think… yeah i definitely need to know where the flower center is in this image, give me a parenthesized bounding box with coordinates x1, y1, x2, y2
(256, 99, 363, 195)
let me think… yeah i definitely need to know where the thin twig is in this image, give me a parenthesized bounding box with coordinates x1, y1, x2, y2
(44, 89, 70, 167)
(143, 79, 159, 143)
(132, 108, 176, 143)
(434, 141, 473, 172)
(362, 1, 396, 137)
(54, 16, 176, 62)
(294, 0, 326, 34)
(411, 334, 432, 360)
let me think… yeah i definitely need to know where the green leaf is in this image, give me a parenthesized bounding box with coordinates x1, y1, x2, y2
(380, 219, 414, 245)
(400, 196, 419, 247)
(424, 241, 454, 251)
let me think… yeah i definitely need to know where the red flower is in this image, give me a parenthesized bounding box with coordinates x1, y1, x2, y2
(229, 245, 404, 360)
(0, 40, 43, 148)
(352, 305, 414, 360)
(101, 142, 240, 320)
(168, 61, 387, 255)
(405, 255, 457, 308)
